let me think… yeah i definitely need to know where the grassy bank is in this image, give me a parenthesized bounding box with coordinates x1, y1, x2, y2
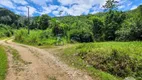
(0, 46, 8, 80)
(57, 42, 142, 80)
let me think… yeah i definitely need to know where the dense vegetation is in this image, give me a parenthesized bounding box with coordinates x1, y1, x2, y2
(59, 42, 142, 80)
(0, 46, 8, 80)
(0, 24, 13, 38)
(14, 29, 57, 45)
(0, 4, 142, 44)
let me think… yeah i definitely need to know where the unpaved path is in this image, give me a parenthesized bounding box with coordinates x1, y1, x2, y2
(0, 40, 93, 80)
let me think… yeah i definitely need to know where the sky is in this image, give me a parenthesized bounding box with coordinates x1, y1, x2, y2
(0, 0, 142, 17)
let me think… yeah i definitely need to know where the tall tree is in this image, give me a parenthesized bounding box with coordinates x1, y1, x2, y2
(103, 0, 119, 11)
(92, 17, 104, 41)
(102, 0, 126, 40)
(39, 14, 51, 30)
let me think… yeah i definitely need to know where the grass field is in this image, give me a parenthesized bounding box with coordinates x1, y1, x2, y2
(57, 42, 142, 80)
(0, 46, 8, 80)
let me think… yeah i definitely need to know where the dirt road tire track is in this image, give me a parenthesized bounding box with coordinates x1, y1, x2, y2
(0, 40, 93, 80)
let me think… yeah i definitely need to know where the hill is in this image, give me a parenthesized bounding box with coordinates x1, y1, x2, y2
(0, 7, 19, 25)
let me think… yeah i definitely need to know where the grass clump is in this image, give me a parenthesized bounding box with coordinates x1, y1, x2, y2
(0, 46, 8, 80)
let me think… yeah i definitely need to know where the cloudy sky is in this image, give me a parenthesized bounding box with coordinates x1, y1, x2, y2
(0, 0, 142, 17)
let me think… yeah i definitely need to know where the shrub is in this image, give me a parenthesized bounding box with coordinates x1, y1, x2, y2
(69, 29, 94, 43)
(115, 27, 132, 41)
(14, 28, 57, 45)
(14, 28, 28, 42)
(0, 24, 13, 38)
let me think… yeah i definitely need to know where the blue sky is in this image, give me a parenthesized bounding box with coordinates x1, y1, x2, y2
(0, 0, 142, 17)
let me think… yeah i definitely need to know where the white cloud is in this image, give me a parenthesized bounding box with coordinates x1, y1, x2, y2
(52, 0, 107, 16)
(58, 0, 106, 6)
(57, 0, 74, 5)
(12, 0, 28, 5)
(52, 11, 60, 16)
(40, 5, 59, 15)
(55, 0, 109, 16)
(30, 0, 52, 6)
(91, 6, 101, 14)
(30, 0, 46, 6)
(131, 5, 137, 10)
(128, 2, 132, 6)
(16, 6, 37, 16)
(0, 0, 15, 9)
(118, 5, 125, 9)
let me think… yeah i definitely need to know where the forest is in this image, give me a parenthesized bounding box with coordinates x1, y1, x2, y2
(0, 0, 142, 80)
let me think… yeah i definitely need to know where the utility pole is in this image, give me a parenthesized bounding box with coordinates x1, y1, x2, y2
(26, 6, 30, 34)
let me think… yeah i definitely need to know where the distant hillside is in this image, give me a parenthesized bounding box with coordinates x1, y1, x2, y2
(125, 5, 142, 17)
(0, 5, 142, 28)
(0, 7, 19, 25)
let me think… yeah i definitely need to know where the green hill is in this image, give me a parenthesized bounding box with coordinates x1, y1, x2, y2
(0, 7, 19, 25)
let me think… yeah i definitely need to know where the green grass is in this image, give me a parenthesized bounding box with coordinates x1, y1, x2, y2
(57, 42, 142, 80)
(0, 46, 8, 80)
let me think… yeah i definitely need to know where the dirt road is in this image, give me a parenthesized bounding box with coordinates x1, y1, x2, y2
(0, 40, 93, 80)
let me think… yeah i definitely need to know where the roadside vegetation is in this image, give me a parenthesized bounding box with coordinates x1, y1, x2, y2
(14, 28, 66, 46)
(0, 24, 13, 38)
(57, 42, 142, 80)
(0, 46, 8, 80)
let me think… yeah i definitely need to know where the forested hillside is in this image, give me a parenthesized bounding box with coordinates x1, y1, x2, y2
(0, 5, 142, 43)
(0, 8, 19, 25)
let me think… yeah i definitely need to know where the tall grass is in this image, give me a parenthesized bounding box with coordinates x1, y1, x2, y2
(0, 24, 13, 38)
(59, 42, 142, 80)
(14, 28, 65, 45)
(0, 46, 8, 80)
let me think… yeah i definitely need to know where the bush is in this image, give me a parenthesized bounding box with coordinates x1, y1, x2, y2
(69, 29, 94, 43)
(14, 28, 57, 45)
(14, 28, 28, 42)
(115, 27, 132, 41)
(0, 24, 13, 38)
(40, 29, 53, 39)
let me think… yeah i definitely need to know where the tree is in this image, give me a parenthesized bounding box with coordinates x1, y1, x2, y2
(102, 0, 127, 41)
(116, 5, 142, 41)
(52, 20, 67, 36)
(103, 0, 119, 11)
(69, 29, 94, 42)
(91, 17, 104, 41)
(39, 14, 51, 30)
